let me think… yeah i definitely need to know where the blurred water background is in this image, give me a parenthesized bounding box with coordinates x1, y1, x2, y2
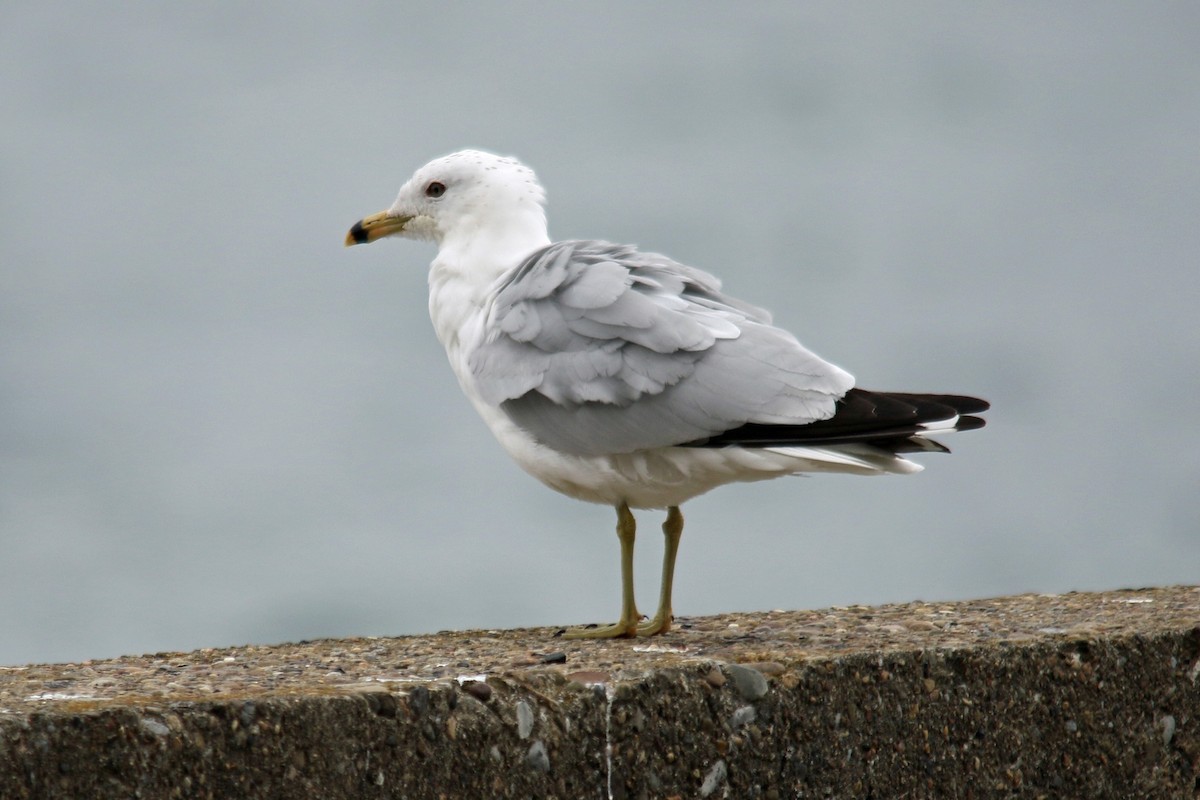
(2, 3, 1198, 665)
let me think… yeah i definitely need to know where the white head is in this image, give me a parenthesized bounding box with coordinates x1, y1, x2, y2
(346, 150, 549, 253)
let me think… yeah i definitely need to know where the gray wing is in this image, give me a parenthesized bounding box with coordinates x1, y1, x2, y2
(468, 240, 855, 456)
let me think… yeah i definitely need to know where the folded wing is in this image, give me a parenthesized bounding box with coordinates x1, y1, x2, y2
(468, 240, 855, 456)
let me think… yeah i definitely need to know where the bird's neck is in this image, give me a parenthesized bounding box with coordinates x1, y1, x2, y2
(427, 210, 550, 359)
(437, 210, 550, 283)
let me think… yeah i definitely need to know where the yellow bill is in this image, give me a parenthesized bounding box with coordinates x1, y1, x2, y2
(345, 211, 412, 246)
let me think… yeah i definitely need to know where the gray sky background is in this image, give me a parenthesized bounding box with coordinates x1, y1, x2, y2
(3, 3, 1198, 666)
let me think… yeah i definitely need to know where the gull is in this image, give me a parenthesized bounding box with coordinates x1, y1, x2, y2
(345, 150, 988, 639)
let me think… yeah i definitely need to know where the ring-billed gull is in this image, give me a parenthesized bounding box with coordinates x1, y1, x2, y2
(346, 150, 988, 639)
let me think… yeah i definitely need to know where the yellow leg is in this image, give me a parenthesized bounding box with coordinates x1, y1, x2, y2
(562, 503, 642, 639)
(637, 506, 683, 636)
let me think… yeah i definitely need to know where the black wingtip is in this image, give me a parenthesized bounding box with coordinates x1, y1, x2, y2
(954, 414, 987, 433)
(684, 389, 990, 450)
(940, 395, 991, 415)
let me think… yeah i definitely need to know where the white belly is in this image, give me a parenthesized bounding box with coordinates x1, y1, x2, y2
(470, 398, 915, 509)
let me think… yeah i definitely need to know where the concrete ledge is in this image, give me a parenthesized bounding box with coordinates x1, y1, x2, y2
(2, 587, 1198, 798)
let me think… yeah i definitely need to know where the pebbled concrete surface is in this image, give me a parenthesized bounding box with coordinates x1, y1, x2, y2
(2, 587, 1198, 798)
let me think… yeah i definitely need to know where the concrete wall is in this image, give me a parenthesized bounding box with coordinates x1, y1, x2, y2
(2, 587, 1198, 798)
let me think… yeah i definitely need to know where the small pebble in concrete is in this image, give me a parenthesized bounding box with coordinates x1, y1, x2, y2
(699, 759, 727, 797)
(138, 717, 169, 738)
(727, 664, 768, 701)
(704, 668, 726, 689)
(539, 651, 567, 664)
(516, 700, 534, 739)
(462, 680, 492, 702)
(375, 692, 398, 718)
(408, 686, 430, 714)
(1160, 715, 1176, 747)
(731, 705, 756, 729)
(525, 740, 550, 772)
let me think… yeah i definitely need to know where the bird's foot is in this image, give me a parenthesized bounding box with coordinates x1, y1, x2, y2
(559, 619, 640, 640)
(635, 611, 672, 637)
(559, 611, 672, 639)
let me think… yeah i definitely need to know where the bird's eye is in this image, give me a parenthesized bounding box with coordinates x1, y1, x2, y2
(425, 181, 446, 198)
